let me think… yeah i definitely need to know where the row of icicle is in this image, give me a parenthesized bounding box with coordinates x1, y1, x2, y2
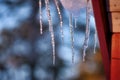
(39, 0, 97, 65)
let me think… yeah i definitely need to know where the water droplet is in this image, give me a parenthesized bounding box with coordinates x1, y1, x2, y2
(45, 0, 56, 65)
(69, 14, 74, 63)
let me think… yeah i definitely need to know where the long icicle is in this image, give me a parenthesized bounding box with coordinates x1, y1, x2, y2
(45, 0, 56, 65)
(69, 14, 74, 63)
(54, 0, 64, 42)
(39, 0, 43, 34)
(82, 0, 91, 62)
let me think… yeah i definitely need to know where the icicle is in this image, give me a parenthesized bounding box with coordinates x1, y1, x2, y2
(45, 0, 56, 65)
(39, 0, 43, 34)
(69, 14, 74, 63)
(75, 18, 77, 28)
(54, 0, 64, 42)
(94, 28, 97, 54)
(82, 0, 91, 62)
(45, 0, 52, 32)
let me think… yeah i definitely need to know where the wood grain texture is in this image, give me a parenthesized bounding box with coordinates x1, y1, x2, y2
(110, 13, 120, 32)
(111, 59, 120, 80)
(112, 34, 120, 58)
(108, 0, 120, 11)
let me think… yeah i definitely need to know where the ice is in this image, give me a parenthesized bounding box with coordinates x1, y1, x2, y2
(39, 0, 43, 34)
(60, 0, 86, 17)
(69, 14, 74, 63)
(75, 18, 77, 28)
(45, 0, 56, 65)
(94, 29, 97, 54)
(45, 0, 52, 32)
(82, 0, 91, 62)
(54, 0, 64, 42)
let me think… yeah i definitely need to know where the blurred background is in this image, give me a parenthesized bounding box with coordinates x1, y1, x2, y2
(0, 0, 106, 80)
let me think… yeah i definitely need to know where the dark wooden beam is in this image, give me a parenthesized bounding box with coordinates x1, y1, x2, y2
(92, 0, 111, 80)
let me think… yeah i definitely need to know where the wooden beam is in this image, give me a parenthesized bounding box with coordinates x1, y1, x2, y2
(112, 34, 120, 59)
(111, 34, 120, 80)
(107, 0, 120, 11)
(109, 13, 120, 32)
(111, 59, 120, 80)
(92, 0, 111, 80)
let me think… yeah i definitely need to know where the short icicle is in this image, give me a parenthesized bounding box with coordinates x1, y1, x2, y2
(82, 0, 91, 62)
(94, 28, 97, 54)
(45, 0, 56, 65)
(54, 0, 64, 42)
(69, 14, 75, 63)
(75, 18, 77, 28)
(39, 0, 43, 34)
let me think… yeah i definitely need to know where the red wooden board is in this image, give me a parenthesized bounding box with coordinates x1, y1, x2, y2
(111, 59, 120, 80)
(112, 34, 120, 59)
